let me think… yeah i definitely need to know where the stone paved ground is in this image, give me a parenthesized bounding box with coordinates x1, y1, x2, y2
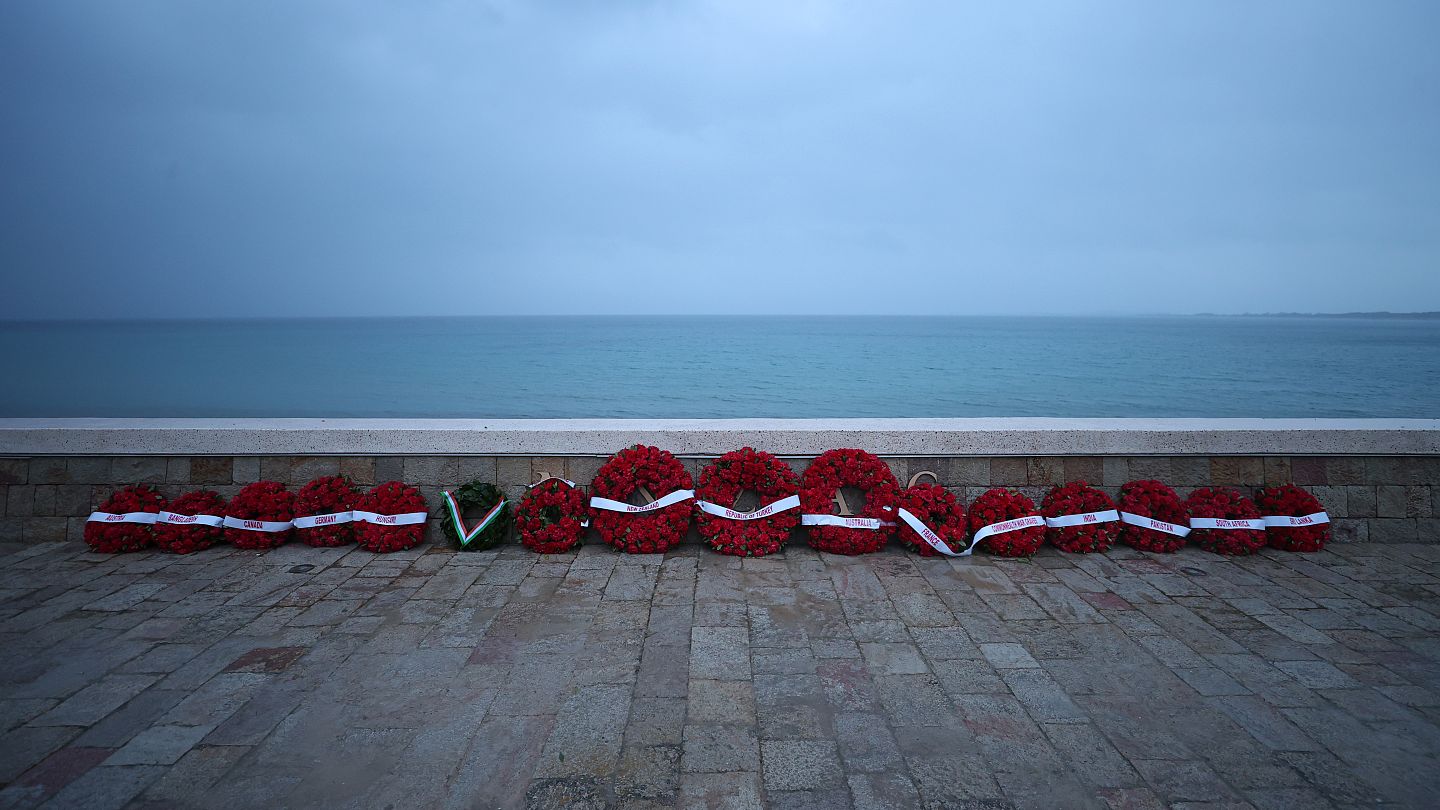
(2, 540, 1440, 810)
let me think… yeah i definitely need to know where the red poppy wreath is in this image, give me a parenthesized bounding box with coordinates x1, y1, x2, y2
(353, 481, 429, 553)
(154, 490, 226, 554)
(1185, 486, 1267, 556)
(798, 449, 900, 555)
(968, 488, 1046, 557)
(895, 483, 970, 557)
(694, 447, 801, 557)
(292, 475, 358, 548)
(517, 477, 589, 554)
(1255, 484, 1330, 553)
(85, 484, 165, 553)
(1041, 481, 1120, 554)
(1117, 479, 1191, 553)
(224, 481, 295, 550)
(590, 445, 695, 554)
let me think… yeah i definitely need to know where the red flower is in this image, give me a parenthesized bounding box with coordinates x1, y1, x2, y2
(895, 483, 968, 556)
(354, 481, 428, 553)
(798, 449, 900, 555)
(1186, 486, 1267, 556)
(294, 475, 358, 548)
(84, 485, 165, 553)
(695, 447, 800, 557)
(517, 478, 589, 554)
(1041, 481, 1118, 554)
(591, 445, 694, 554)
(967, 488, 1044, 557)
(225, 481, 295, 550)
(1118, 480, 1189, 553)
(154, 490, 225, 554)
(1255, 484, 1330, 553)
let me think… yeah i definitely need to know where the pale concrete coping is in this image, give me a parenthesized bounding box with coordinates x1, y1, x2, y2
(0, 418, 1437, 457)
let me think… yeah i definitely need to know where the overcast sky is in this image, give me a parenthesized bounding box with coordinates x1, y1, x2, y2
(2, 1, 1438, 318)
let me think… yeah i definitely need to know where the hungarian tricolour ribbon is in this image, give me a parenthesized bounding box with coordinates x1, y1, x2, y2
(87, 511, 159, 525)
(442, 490, 507, 547)
(1260, 512, 1330, 527)
(1189, 517, 1266, 531)
(1118, 511, 1191, 537)
(292, 511, 353, 529)
(157, 511, 224, 527)
(589, 489, 695, 514)
(1044, 509, 1120, 528)
(351, 511, 428, 526)
(696, 494, 800, 521)
(896, 507, 973, 556)
(222, 516, 293, 532)
(971, 514, 1046, 544)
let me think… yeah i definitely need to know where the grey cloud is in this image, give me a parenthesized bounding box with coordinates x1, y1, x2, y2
(1, 0, 1438, 317)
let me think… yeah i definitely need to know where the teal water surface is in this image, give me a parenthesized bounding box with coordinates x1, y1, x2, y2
(1, 316, 1436, 418)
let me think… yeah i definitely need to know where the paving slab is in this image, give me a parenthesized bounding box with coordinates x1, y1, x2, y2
(2, 541, 1440, 807)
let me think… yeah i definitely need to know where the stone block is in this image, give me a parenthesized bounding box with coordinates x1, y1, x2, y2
(1063, 457, 1104, 485)
(0, 517, 21, 542)
(1026, 457, 1063, 485)
(108, 724, 210, 766)
(1330, 519, 1366, 544)
(112, 457, 167, 484)
(456, 457, 497, 485)
(290, 457, 340, 482)
(1290, 457, 1326, 485)
(990, 458, 1027, 486)
(946, 458, 990, 486)
(1324, 457, 1365, 485)
(681, 725, 760, 773)
(374, 456, 404, 483)
(1367, 457, 1427, 485)
(401, 456, 454, 485)
(1263, 456, 1291, 485)
(1209, 457, 1263, 486)
(1127, 457, 1172, 482)
(1405, 486, 1431, 517)
(1377, 486, 1408, 518)
(761, 740, 844, 792)
(66, 457, 111, 484)
(1369, 518, 1417, 543)
(0, 458, 27, 486)
(165, 457, 191, 483)
(1102, 457, 1128, 486)
(530, 457, 569, 483)
(231, 457, 260, 484)
(338, 457, 376, 485)
(29, 457, 66, 484)
(1345, 486, 1376, 517)
(1307, 486, 1346, 517)
(257, 456, 289, 481)
(496, 457, 531, 489)
(1170, 457, 1210, 486)
(689, 680, 756, 725)
(1417, 518, 1440, 543)
(7, 485, 34, 517)
(55, 485, 93, 516)
(568, 456, 605, 487)
(32, 485, 56, 516)
(189, 457, 232, 485)
(903, 461, 942, 487)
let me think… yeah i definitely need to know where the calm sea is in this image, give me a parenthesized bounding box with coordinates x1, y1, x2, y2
(1, 316, 1436, 418)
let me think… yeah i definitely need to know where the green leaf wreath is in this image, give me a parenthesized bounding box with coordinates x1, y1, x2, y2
(440, 480, 512, 551)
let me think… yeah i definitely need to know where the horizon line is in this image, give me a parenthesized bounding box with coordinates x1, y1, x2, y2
(4, 311, 1440, 324)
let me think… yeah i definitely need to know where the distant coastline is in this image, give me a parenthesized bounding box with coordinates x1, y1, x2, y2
(1198, 311, 1440, 320)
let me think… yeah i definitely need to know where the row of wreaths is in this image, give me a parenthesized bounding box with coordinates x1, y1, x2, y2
(84, 446, 1331, 557)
